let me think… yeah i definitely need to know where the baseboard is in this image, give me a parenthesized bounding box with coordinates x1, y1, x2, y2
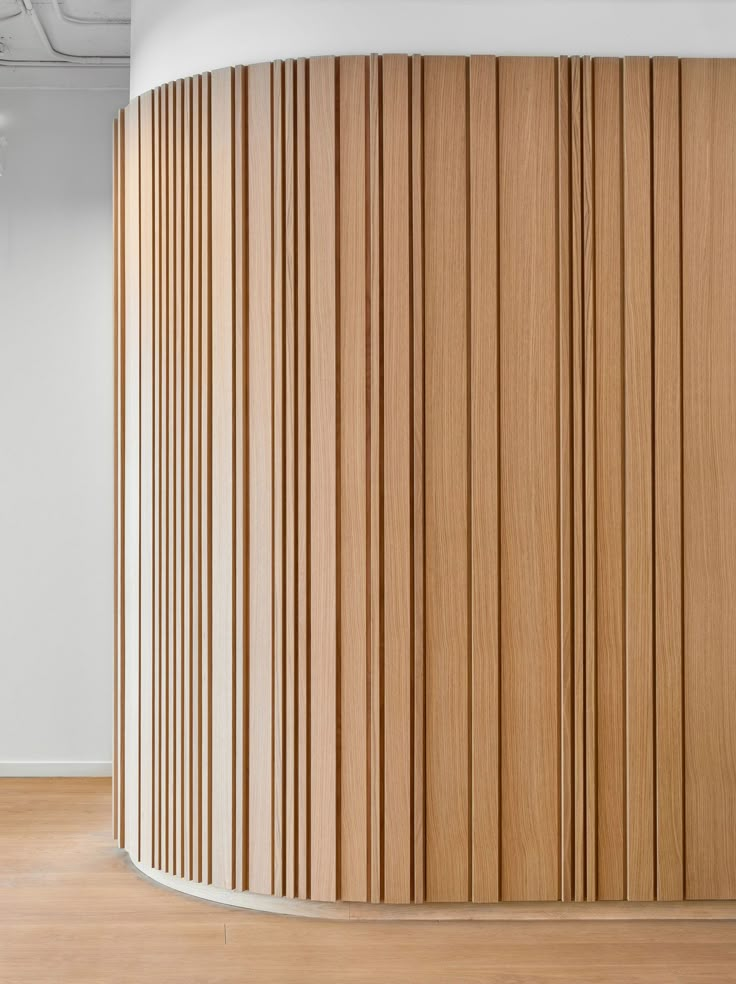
(0, 761, 112, 777)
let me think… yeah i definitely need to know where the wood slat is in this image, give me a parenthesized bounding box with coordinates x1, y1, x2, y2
(410, 52, 425, 907)
(247, 60, 274, 896)
(232, 64, 248, 894)
(368, 52, 382, 905)
(295, 56, 310, 902)
(592, 57, 626, 902)
(210, 67, 235, 891)
(423, 56, 469, 903)
(558, 55, 575, 904)
(498, 57, 560, 903)
(381, 53, 413, 905)
(272, 59, 286, 901)
(682, 58, 736, 901)
(337, 54, 369, 904)
(468, 53, 499, 904)
(622, 56, 655, 903)
(309, 55, 338, 903)
(570, 55, 586, 904)
(652, 56, 684, 903)
(283, 57, 298, 900)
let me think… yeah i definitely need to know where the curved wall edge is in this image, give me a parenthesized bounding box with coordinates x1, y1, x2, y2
(114, 53, 736, 913)
(127, 851, 736, 922)
(130, 0, 736, 98)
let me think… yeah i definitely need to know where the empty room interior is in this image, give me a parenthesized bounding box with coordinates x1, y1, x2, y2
(3, 1, 736, 980)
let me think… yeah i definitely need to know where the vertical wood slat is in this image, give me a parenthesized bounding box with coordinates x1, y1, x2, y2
(190, 74, 202, 884)
(272, 59, 286, 901)
(284, 57, 298, 900)
(233, 64, 248, 894)
(498, 57, 559, 903)
(368, 52, 382, 904)
(295, 56, 310, 901)
(200, 70, 212, 886)
(652, 57, 684, 903)
(582, 55, 597, 903)
(682, 59, 736, 901)
(123, 98, 140, 863)
(468, 54, 499, 904)
(248, 60, 274, 896)
(558, 55, 574, 904)
(381, 53, 413, 905)
(153, 84, 163, 874)
(176, 77, 185, 880)
(338, 54, 369, 904)
(165, 81, 175, 875)
(592, 57, 626, 902)
(138, 89, 155, 869)
(211, 66, 235, 891)
(309, 55, 338, 903)
(622, 56, 655, 903)
(570, 56, 586, 903)
(182, 76, 193, 882)
(410, 52, 425, 907)
(423, 56, 469, 903)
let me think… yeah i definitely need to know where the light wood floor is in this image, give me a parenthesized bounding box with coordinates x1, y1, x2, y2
(2, 780, 736, 983)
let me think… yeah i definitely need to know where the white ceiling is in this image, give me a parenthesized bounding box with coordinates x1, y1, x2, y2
(0, 0, 129, 63)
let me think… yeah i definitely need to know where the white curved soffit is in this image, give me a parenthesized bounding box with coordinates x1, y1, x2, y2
(130, 0, 736, 98)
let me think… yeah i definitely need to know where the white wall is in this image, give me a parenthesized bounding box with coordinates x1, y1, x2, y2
(131, 0, 736, 98)
(0, 77, 127, 774)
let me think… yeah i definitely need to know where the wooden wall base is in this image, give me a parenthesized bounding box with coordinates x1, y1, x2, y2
(128, 853, 736, 922)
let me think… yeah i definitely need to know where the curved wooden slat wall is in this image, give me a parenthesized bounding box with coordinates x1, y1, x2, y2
(114, 55, 736, 907)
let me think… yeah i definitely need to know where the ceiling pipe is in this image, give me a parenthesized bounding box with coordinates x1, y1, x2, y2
(50, 0, 129, 28)
(0, 0, 128, 65)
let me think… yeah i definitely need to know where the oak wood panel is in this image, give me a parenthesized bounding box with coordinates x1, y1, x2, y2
(232, 64, 248, 894)
(423, 55, 469, 903)
(283, 58, 298, 901)
(682, 58, 736, 901)
(337, 54, 370, 903)
(272, 59, 286, 901)
(498, 57, 561, 903)
(468, 53, 499, 904)
(652, 57, 684, 904)
(247, 61, 274, 896)
(622, 57, 655, 903)
(592, 57, 626, 902)
(368, 52, 382, 905)
(295, 57, 310, 902)
(309, 56, 339, 903)
(182, 75, 193, 884)
(558, 55, 575, 904)
(138, 88, 155, 869)
(381, 53, 413, 905)
(570, 55, 586, 905)
(210, 66, 235, 890)
(409, 52, 426, 907)
(116, 55, 736, 909)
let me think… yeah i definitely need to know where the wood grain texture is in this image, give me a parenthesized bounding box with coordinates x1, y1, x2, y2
(115, 56, 736, 908)
(682, 58, 736, 901)
(652, 57, 684, 904)
(498, 57, 560, 903)
(423, 55, 469, 904)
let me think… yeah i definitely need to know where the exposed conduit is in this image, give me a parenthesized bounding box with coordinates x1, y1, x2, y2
(0, 0, 128, 67)
(51, 0, 129, 28)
